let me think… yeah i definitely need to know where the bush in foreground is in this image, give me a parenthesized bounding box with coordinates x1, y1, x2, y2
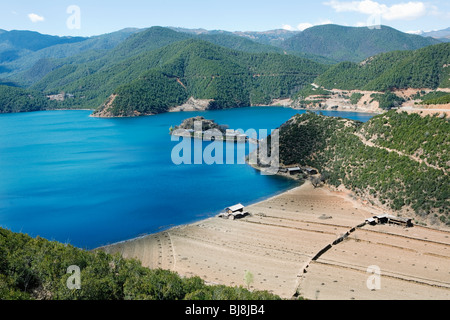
(0, 228, 281, 300)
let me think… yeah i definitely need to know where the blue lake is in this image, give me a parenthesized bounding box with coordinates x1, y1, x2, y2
(0, 107, 373, 249)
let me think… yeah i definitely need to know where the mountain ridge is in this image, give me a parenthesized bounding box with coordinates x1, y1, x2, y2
(0, 24, 448, 115)
(315, 42, 450, 91)
(90, 39, 327, 117)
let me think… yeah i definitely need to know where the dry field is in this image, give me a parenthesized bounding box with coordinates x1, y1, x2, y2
(296, 86, 450, 117)
(102, 182, 450, 300)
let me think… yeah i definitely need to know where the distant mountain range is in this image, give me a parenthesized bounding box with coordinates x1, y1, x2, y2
(0, 24, 442, 82)
(409, 27, 450, 42)
(279, 24, 441, 62)
(170, 24, 441, 63)
(0, 29, 86, 63)
(0, 28, 141, 81)
(0, 24, 448, 114)
(169, 27, 300, 47)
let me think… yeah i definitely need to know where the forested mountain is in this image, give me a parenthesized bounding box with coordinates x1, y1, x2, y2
(10, 27, 293, 88)
(0, 28, 141, 84)
(315, 43, 450, 91)
(277, 111, 449, 224)
(2, 26, 337, 90)
(0, 25, 447, 115)
(0, 27, 328, 114)
(281, 25, 441, 62)
(0, 85, 52, 113)
(162, 28, 336, 64)
(170, 27, 301, 47)
(0, 29, 86, 64)
(196, 33, 285, 54)
(0, 227, 280, 300)
(90, 40, 327, 117)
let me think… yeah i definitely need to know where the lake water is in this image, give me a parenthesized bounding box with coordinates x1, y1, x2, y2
(0, 107, 373, 249)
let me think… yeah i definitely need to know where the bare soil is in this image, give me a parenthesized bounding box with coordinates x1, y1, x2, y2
(101, 181, 450, 300)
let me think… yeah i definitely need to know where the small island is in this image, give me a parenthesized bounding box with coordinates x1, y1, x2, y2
(170, 116, 250, 143)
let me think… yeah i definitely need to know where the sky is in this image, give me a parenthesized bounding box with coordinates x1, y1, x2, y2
(0, 0, 449, 37)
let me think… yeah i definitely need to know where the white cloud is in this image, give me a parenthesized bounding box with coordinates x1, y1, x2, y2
(297, 23, 314, 31)
(324, 0, 427, 21)
(383, 2, 426, 20)
(282, 24, 296, 31)
(28, 13, 45, 23)
(355, 21, 368, 27)
(317, 19, 334, 25)
(284, 19, 333, 32)
(406, 30, 424, 34)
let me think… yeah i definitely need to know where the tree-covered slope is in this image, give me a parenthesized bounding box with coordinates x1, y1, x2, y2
(28, 27, 191, 92)
(0, 85, 52, 113)
(281, 24, 441, 63)
(1, 28, 141, 85)
(315, 43, 450, 91)
(0, 227, 280, 300)
(0, 30, 87, 64)
(90, 39, 327, 116)
(28, 26, 332, 93)
(277, 111, 449, 223)
(171, 28, 334, 64)
(27, 27, 293, 89)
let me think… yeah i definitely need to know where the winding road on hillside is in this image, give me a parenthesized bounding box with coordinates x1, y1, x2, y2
(354, 132, 448, 174)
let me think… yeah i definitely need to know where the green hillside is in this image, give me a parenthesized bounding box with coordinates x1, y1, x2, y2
(0, 227, 280, 300)
(419, 91, 450, 105)
(315, 43, 450, 91)
(172, 28, 334, 64)
(0, 85, 52, 113)
(1, 28, 141, 84)
(0, 30, 86, 64)
(277, 111, 449, 223)
(33, 39, 326, 115)
(281, 24, 441, 63)
(197, 33, 285, 54)
(91, 40, 327, 116)
(23, 27, 292, 89)
(1, 25, 448, 115)
(26, 27, 190, 91)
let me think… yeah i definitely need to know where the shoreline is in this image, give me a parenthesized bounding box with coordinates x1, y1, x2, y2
(101, 180, 450, 299)
(1, 104, 382, 118)
(97, 180, 303, 249)
(91, 104, 382, 119)
(42, 103, 450, 118)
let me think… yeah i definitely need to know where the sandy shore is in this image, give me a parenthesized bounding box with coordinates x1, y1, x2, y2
(101, 181, 450, 300)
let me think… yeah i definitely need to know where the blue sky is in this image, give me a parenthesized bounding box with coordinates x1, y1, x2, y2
(1, 0, 449, 37)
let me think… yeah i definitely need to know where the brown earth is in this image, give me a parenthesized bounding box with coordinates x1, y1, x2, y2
(101, 181, 450, 300)
(295, 86, 450, 117)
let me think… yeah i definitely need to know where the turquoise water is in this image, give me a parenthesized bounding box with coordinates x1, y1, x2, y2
(0, 107, 373, 249)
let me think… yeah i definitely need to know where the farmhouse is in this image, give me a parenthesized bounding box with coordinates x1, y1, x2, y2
(287, 167, 302, 175)
(278, 166, 318, 176)
(218, 203, 249, 220)
(373, 214, 413, 228)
